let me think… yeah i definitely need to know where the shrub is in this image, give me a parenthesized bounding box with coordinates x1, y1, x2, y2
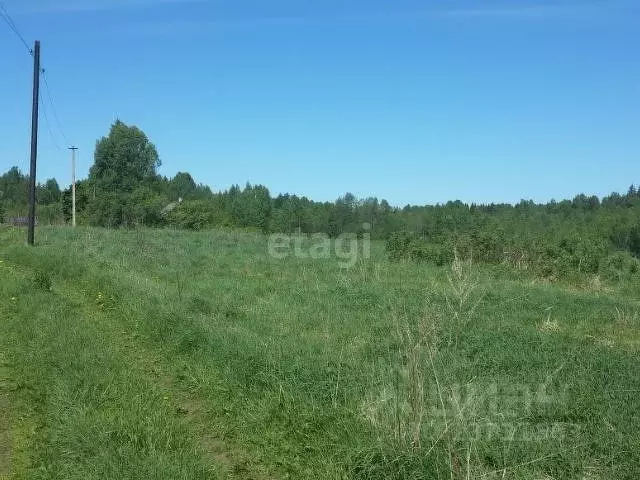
(37, 203, 64, 225)
(166, 200, 221, 231)
(387, 232, 455, 266)
(601, 252, 640, 282)
(386, 231, 416, 262)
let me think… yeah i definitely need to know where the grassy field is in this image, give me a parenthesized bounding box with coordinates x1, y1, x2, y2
(0, 226, 639, 479)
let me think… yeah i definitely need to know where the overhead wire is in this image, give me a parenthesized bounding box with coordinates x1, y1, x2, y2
(39, 90, 64, 154)
(1, 1, 34, 174)
(0, 2, 32, 55)
(41, 69, 71, 147)
(1, 2, 74, 172)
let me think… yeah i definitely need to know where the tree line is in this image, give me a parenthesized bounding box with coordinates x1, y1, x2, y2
(1, 120, 639, 280)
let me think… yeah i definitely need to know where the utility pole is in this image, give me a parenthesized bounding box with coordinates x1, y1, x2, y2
(69, 146, 78, 227)
(27, 40, 41, 246)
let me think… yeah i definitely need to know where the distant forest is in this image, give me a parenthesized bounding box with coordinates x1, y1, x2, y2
(2, 121, 640, 280)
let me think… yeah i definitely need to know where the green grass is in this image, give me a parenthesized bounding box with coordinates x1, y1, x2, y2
(1, 226, 639, 479)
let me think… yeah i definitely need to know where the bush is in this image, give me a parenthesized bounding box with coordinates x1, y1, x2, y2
(37, 203, 64, 225)
(166, 200, 221, 231)
(386, 232, 452, 265)
(386, 231, 415, 262)
(600, 252, 640, 282)
(386, 228, 632, 283)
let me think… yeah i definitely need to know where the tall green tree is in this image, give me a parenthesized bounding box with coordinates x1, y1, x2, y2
(170, 172, 197, 200)
(0, 167, 28, 206)
(89, 120, 161, 193)
(87, 121, 164, 227)
(37, 179, 62, 205)
(62, 180, 90, 224)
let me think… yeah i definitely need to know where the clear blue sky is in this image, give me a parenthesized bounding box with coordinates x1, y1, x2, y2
(1, 0, 638, 206)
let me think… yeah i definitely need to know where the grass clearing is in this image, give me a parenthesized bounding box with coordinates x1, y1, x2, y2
(1, 226, 639, 478)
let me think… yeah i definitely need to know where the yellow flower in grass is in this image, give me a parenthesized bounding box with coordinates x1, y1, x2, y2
(96, 292, 106, 308)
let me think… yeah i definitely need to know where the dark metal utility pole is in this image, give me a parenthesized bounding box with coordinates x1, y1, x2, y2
(27, 40, 40, 246)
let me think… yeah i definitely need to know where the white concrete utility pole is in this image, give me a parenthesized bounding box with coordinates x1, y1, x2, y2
(69, 146, 78, 227)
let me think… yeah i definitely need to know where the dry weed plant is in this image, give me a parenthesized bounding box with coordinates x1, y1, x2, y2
(445, 251, 484, 348)
(361, 252, 489, 477)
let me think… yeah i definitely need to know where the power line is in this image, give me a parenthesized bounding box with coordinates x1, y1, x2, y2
(41, 69, 71, 147)
(0, 2, 32, 174)
(0, 2, 32, 55)
(39, 89, 64, 154)
(1, 3, 75, 197)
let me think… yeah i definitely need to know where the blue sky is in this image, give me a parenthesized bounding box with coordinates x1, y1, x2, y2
(1, 0, 638, 206)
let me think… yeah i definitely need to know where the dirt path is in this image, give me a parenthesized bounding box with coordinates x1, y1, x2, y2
(62, 286, 278, 480)
(0, 259, 276, 479)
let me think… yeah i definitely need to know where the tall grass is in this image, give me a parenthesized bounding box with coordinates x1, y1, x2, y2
(1, 226, 639, 479)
